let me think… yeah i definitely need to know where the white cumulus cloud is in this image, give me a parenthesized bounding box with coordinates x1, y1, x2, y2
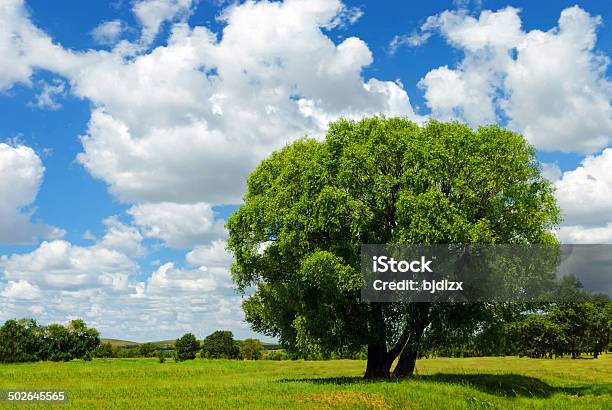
(0, 143, 64, 244)
(128, 202, 225, 248)
(410, 6, 612, 154)
(91, 20, 124, 45)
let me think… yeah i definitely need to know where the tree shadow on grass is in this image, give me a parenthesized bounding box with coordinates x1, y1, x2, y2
(280, 373, 610, 398)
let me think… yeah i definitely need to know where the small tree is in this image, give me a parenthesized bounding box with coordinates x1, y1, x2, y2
(42, 324, 74, 362)
(175, 333, 200, 361)
(201, 331, 240, 359)
(0, 319, 43, 363)
(68, 319, 100, 359)
(94, 342, 114, 358)
(139, 342, 157, 358)
(240, 338, 263, 360)
(507, 314, 563, 358)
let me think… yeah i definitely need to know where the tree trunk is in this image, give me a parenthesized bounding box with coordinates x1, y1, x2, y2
(364, 303, 391, 379)
(364, 342, 390, 379)
(392, 303, 430, 378)
(393, 348, 417, 378)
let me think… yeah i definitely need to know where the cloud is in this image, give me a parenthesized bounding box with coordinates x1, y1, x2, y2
(1, 280, 42, 300)
(540, 162, 562, 183)
(98, 216, 145, 257)
(91, 20, 124, 45)
(0, 143, 64, 244)
(128, 202, 225, 248)
(0, 0, 100, 91)
(0, 234, 244, 341)
(410, 6, 612, 154)
(389, 32, 432, 54)
(504, 6, 612, 154)
(132, 0, 193, 45)
(186, 239, 232, 266)
(146, 262, 230, 294)
(555, 148, 612, 227)
(554, 148, 612, 244)
(28, 78, 65, 110)
(0, 0, 423, 205)
(1, 239, 137, 291)
(325, 4, 363, 30)
(557, 223, 612, 244)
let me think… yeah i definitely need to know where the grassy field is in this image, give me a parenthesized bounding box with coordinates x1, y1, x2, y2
(1, 355, 610, 409)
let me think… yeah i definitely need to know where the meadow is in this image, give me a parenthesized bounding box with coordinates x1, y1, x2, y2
(1, 355, 610, 409)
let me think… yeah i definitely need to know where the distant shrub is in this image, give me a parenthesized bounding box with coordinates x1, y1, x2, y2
(139, 343, 157, 358)
(175, 333, 200, 361)
(157, 351, 166, 363)
(201, 331, 239, 359)
(240, 339, 263, 360)
(94, 342, 114, 358)
(262, 350, 291, 361)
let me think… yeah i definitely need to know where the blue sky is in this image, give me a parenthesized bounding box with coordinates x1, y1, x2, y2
(0, 0, 611, 341)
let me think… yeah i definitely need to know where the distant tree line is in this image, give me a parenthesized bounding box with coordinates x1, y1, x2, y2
(0, 319, 100, 363)
(508, 299, 611, 359)
(2, 299, 609, 365)
(175, 331, 263, 361)
(421, 294, 611, 360)
(92, 330, 268, 361)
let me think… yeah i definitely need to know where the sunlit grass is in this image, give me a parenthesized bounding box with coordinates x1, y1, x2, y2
(1, 355, 610, 409)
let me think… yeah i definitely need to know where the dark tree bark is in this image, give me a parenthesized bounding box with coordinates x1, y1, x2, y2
(392, 303, 431, 378)
(393, 348, 418, 378)
(364, 303, 432, 379)
(364, 342, 390, 379)
(364, 303, 390, 379)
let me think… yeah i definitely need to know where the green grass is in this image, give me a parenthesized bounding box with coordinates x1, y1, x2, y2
(1, 355, 610, 409)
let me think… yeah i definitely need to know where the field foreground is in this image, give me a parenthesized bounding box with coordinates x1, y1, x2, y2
(1, 356, 610, 409)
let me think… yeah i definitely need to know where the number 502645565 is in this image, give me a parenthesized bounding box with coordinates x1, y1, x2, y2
(2, 390, 68, 403)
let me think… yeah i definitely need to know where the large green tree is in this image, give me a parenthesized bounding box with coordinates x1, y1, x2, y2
(227, 117, 560, 378)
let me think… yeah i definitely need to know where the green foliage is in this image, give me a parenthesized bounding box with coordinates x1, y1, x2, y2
(0, 319, 44, 363)
(139, 342, 157, 358)
(157, 350, 166, 363)
(240, 338, 264, 360)
(506, 297, 611, 359)
(67, 319, 101, 359)
(93, 342, 114, 358)
(201, 331, 240, 359)
(227, 117, 560, 377)
(175, 333, 200, 361)
(0, 318, 100, 363)
(508, 314, 564, 358)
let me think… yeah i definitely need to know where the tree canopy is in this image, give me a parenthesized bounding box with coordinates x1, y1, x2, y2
(175, 333, 200, 361)
(227, 117, 560, 378)
(0, 318, 100, 363)
(201, 330, 240, 359)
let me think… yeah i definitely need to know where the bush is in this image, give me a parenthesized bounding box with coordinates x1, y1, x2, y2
(201, 331, 240, 359)
(157, 350, 166, 363)
(240, 339, 263, 360)
(0, 319, 43, 363)
(262, 350, 291, 360)
(139, 343, 157, 358)
(94, 342, 114, 358)
(0, 318, 100, 363)
(175, 333, 200, 361)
